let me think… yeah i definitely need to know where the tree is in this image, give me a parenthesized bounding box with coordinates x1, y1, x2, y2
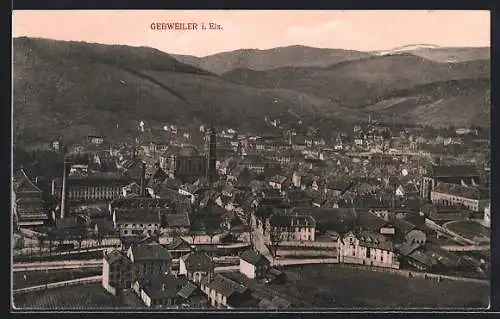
(244, 212, 255, 249)
(76, 229, 87, 249)
(268, 226, 285, 258)
(37, 234, 46, 255)
(188, 230, 200, 244)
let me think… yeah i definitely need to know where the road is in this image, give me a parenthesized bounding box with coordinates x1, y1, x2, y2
(250, 213, 274, 263)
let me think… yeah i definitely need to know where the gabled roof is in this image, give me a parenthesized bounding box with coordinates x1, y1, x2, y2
(165, 237, 192, 251)
(104, 249, 131, 265)
(180, 251, 214, 271)
(433, 182, 490, 200)
(115, 209, 161, 224)
(396, 242, 421, 256)
(240, 250, 270, 266)
(164, 212, 191, 228)
(177, 281, 200, 299)
(140, 274, 189, 300)
(269, 214, 316, 228)
(430, 165, 480, 178)
(207, 274, 247, 298)
(357, 231, 393, 251)
(129, 242, 172, 262)
(408, 250, 439, 267)
(357, 211, 390, 232)
(392, 218, 417, 235)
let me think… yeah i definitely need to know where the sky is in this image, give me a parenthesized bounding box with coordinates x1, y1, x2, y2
(13, 10, 490, 57)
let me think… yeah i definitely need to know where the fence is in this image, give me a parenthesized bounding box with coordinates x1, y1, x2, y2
(12, 275, 102, 295)
(13, 244, 119, 262)
(440, 245, 490, 252)
(337, 263, 489, 285)
(273, 258, 339, 266)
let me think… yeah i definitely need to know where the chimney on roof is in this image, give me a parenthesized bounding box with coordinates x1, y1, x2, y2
(140, 161, 146, 197)
(162, 284, 166, 291)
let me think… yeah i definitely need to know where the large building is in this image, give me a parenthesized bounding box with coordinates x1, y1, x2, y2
(339, 231, 400, 269)
(430, 182, 490, 212)
(420, 165, 481, 201)
(161, 146, 207, 182)
(179, 251, 215, 284)
(266, 214, 316, 242)
(102, 250, 132, 295)
(13, 169, 48, 227)
(52, 175, 140, 202)
(127, 241, 173, 286)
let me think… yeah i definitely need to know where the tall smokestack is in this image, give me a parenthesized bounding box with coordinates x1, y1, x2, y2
(140, 161, 146, 197)
(60, 161, 70, 219)
(207, 127, 217, 184)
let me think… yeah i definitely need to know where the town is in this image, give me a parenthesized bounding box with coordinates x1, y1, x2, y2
(12, 116, 490, 309)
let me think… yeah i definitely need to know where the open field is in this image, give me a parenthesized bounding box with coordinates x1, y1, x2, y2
(13, 268, 102, 290)
(445, 221, 490, 241)
(268, 264, 489, 308)
(13, 283, 123, 310)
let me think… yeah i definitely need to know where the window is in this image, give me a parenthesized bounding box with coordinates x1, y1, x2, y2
(352, 250, 356, 256)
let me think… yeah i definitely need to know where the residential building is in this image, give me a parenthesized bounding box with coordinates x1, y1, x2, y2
(267, 214, 316, 242)
(201, 274, 250, 309)
(392, 218, 427, 245)
(179, 251, 215, 283)
(430, 182, 490, 212)
(165, 237, 192, 259)
(339, 231, 400, 269)
(134, 274, 191, 307)
(127, 242, 173, 286)
(13, 169, 48, 227)
(420, 165, 481, 201)
(102, 249, 132, 295)
(239, 250, 271, 279)
(113, 209, 161, 237)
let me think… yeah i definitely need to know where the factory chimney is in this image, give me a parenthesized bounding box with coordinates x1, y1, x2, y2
(140, 161, 146, 197)
(60, 160, 70, 219)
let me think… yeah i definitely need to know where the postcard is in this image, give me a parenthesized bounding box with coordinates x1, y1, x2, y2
(11, 9, 491, 311)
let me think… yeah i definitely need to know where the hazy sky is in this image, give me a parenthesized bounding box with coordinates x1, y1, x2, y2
(13, 10, 490, 57)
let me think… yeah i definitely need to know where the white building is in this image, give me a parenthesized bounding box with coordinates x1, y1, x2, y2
(484, 204, 491, 228)
(267, 214, 316, 242)
(339, 231, 400, 269)
(239, 250, 270, 279)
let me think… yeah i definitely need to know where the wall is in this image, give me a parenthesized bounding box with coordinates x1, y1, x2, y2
(101, 259, 112, 294)
(239, 259, 256, 279)
(179, 258, 187, 275)
(13, 276, 102, 295)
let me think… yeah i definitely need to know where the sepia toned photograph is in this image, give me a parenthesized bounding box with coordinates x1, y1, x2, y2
(11, 10, 490, 311)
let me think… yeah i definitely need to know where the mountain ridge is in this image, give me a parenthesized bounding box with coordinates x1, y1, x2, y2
(13, 37, 491, 148)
